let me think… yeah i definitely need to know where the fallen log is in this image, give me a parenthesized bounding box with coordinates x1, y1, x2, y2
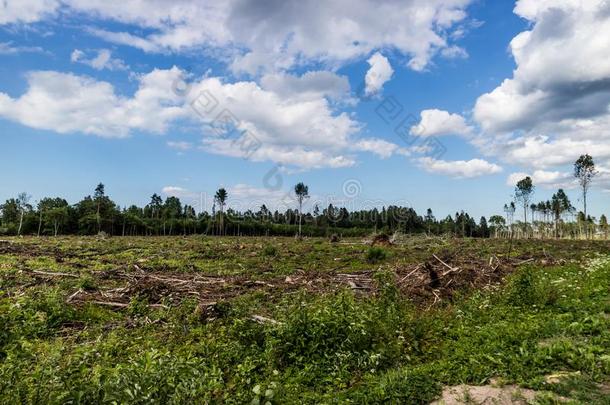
(399, 265, 421, 283)
(433, 254, 458, 273)
(250, 315, 282, 325)
(515, 258, 535, 265)
(26, 270, 80, 278)
(76, 300, 168, 309)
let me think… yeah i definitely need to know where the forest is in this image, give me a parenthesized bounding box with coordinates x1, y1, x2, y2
(1, 153, 607, 240)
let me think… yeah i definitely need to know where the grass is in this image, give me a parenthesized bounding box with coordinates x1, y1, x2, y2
(0, 236, 609, 403)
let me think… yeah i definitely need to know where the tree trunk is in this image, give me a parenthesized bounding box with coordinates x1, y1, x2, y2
(523, 206, 528, 237)
(222, 209, 225, 236)
(38, 210, 43, 237)
(18, 210, 24, 236)
(96, 202, 101, 234)
(298, 201, 302, 238)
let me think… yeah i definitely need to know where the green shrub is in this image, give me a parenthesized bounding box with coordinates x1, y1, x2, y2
(101, 349, 224, 404)
(506, 267, 538, 306)
(366, 247, 387, 264)
(348, 366, 441, 404)
(77, 275, 97, 291)
(262, 245, 278, 257)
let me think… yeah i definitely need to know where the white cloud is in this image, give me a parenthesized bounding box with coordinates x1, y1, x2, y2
(185, 74, 371, 169)
(70, 49, 128, 71)
(6, 0, 474, 73)
(0, 68, 186, 137)
(469, 0, 610, 191)
(228, 184, 295, 211)
(0, 67, 404, 170)
(260, 71, 351, 102)
(506, 170, 574, 189)
(411, 109, 472, 137)
(417, 157, 502, 178)
(200, 139, 357, 170)
(364, 52, 394, 96)
(161, 186, 199, 200)
(86, 28, 163, 53)
(353, 138, 401, 159)
(440, 45, 468, 59)
(161, 184, 296, 212)
(167, 141, 193, 151)
(0, 41, 45, 54)
(474, 0, 610, 133)
(0, 0, 59, 25)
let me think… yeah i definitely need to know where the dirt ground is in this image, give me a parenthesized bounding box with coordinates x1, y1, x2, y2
(14, 247, 554, 309)
(431, 384, 538, 404)
(1, 236, 605, 313)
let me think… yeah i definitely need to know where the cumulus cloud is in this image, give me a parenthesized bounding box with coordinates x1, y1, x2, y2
(70, 49, 128, 71)
(468, 0, 610, 191)
(0, 68, 186, 137)
(187, 75, 361, 169)
(410, 109, 472, 137)
(506, 170, 574, 189)
(417, 157, 502, 178)
(352, 138, 402, 159)
(0, 67, 406, 170)
(0, 0, 59, 25)
(260, 71, 351, 102)
(474, 0, 610, 133)
(3, 0, 474, 73)
(364, 52, 394, 96)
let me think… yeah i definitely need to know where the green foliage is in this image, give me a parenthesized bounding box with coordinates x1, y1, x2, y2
(0, 184, 512, 238)
(366, 247, 387, 264)
(262, 245, 278, 257)
(348, 366, 441, 404)
(101, 349, 224, 404)
(77, 275, 97, 291)
(506, 267, 539, 306)
(1, 238, 610, 403)
(0, 288, 76, 356)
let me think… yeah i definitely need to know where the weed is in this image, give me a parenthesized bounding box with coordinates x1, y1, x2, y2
(1, 237, 610, 403)
(262, 245, 278, 257)
(366, 247, 387, 264)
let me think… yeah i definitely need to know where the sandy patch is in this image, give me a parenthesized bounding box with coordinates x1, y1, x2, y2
(431, 384, 537, 404)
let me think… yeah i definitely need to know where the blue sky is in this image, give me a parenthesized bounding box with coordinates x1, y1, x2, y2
(1, 0, 609, 220)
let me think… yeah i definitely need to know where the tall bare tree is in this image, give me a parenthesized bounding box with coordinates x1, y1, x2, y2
(515, 177, 534, 234)
(94, 183, 105, 233)
(574, 154, 597, 221)
(16, 192, 31, 236)
(214, 188, 228, 236)
(294, 182, 309, 238)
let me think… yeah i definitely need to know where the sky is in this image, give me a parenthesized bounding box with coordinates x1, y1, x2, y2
(1, 0, 609, 220)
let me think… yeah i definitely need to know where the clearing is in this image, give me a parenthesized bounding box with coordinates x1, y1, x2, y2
(0, 236, 609, 404)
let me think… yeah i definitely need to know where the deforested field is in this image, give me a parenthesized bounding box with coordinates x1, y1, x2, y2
(1, 236, 610, 404)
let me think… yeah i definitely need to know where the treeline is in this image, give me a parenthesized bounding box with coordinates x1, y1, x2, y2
(0, 184, 494, 238)
(2, 153, 607, 239)
(492, 154, 608, 240)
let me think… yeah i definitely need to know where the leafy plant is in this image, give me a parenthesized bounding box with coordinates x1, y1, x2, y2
(262, 245, 278, 257)
(366, 247, 387, 264)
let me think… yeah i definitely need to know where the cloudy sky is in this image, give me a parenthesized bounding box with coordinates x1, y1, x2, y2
(1, 0, 609, 218)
